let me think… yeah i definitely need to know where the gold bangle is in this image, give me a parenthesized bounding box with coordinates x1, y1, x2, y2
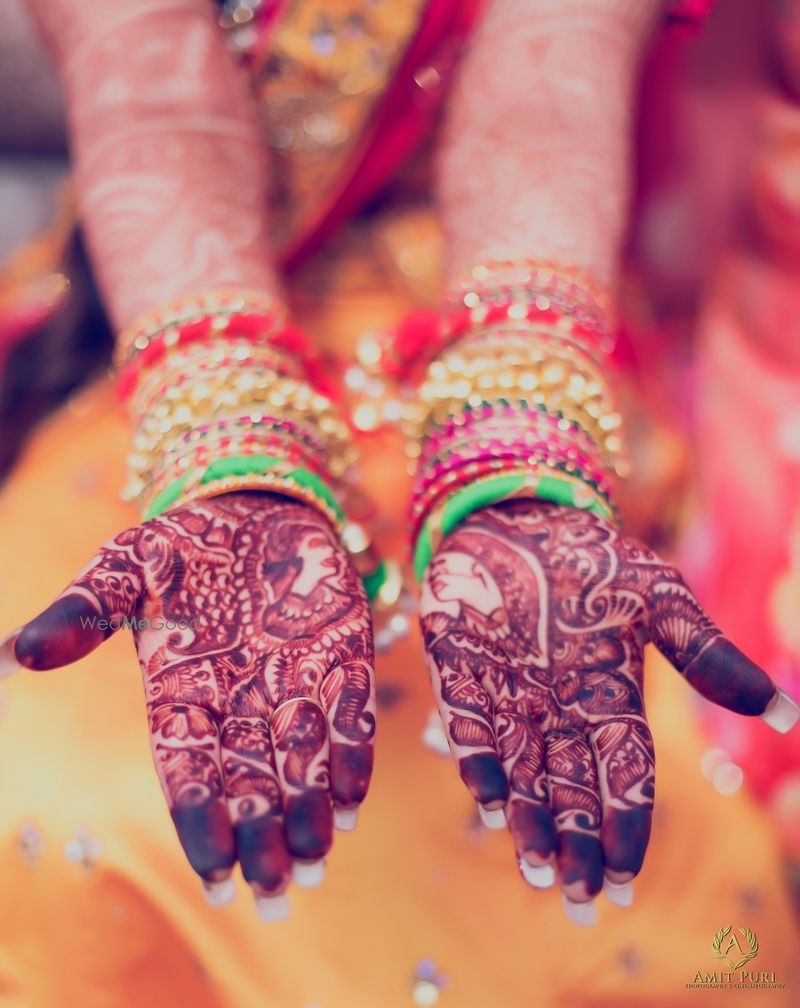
(449, 259, 614, 333)
(126, 341, 306, 418)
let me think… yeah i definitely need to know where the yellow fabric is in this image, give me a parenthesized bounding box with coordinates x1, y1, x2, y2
(0, 225, 798, 1007)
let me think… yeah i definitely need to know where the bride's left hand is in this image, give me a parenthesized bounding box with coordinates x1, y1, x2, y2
(420, 500, 798, 922)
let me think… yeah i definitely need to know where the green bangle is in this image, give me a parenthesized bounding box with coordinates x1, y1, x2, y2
(144, 455, 344, 524)
(145, 471, 195, 520)
(412, 467, 614, 583)
(362, 560, 388, 602)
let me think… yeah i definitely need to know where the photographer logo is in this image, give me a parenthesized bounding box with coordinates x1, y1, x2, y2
(685, 925, 784, 991)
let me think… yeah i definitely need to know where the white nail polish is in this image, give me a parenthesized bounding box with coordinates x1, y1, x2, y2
(603, 878, 634, 907)
(562, 894, 597, 926)
(333, 806, 358, 832)
(761, 688, 800, 734)
(203, 877, 235, 907)
(255, 893, 290, 922)
(478, 805, 506, 830)
(292, 859, 325, 888)
(520, 860, 555, 889)
(0, 631, 21, 682)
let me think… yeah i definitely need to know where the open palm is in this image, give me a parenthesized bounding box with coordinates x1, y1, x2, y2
(3, 492, 375, 918)
(420, 500, 797, 922)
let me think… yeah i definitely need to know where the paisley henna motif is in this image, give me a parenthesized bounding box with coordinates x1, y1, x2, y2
(11, 492, 375, 896)
(421, 499, 786, 904)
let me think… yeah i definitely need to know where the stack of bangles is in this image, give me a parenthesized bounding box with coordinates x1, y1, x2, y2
(394, 260, 626, 582)
(115, 287, 398, 606)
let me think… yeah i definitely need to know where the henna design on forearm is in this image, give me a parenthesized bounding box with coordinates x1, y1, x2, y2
(438, 0, 662, 286)
(27, 0, 278, 329)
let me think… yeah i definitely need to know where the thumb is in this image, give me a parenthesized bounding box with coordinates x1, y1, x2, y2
(647, 572, 799, 734)
(0, 532, 144, 676)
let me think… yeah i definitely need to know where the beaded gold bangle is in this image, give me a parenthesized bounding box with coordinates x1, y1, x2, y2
(115, 286, 282, 368)
(450, 259, 614, 339)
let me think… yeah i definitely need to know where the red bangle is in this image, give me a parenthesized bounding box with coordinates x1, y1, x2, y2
(382, 301, 613, 384)
(117, 313, 336, 403)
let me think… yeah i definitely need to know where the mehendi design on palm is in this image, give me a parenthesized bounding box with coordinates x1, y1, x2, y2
(420, 500, 791, 905)
(8, 493, 375, 901)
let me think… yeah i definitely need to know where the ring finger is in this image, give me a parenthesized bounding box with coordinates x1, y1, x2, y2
(545, 728, 603, 924)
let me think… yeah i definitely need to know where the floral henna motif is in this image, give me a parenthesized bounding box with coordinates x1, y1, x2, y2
(11, 492, 375, 896)
(420, 500, 787, 902)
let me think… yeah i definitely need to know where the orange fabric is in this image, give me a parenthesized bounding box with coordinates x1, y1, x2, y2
(0, 224, 798, 1007)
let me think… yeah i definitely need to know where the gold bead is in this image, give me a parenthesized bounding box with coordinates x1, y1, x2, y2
(352, 403, 379, 431)
(508, 302, 527, 321)
(605, 434, 622, 454)
(356, 336, 381, 367)
(598, 412, 621, 431)
(342, 522, 370, 554)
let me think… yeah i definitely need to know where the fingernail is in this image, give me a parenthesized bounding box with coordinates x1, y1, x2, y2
(203, 877, 235, 907)
(254, 893, 290, 922)
(292, 859, 325, 888)
(0, 631, 21, 682)
(604, 878, 634, 907)
(562, 894, 597, 926)
(334, 806, 358, 831)
(520, 860, 555, 889)
(478, 805, 506, 830)
(761, 688, 800, 734)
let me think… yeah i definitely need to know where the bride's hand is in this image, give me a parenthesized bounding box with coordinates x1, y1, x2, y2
(1, 492, 375, 918)
(420, 500, 797, 923)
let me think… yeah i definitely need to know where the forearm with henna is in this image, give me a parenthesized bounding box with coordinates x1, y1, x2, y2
(26, 0, 278, 329)
(438, 0, 662, 287)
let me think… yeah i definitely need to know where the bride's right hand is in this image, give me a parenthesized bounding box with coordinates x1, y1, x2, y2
(0, 491, 375, 919)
